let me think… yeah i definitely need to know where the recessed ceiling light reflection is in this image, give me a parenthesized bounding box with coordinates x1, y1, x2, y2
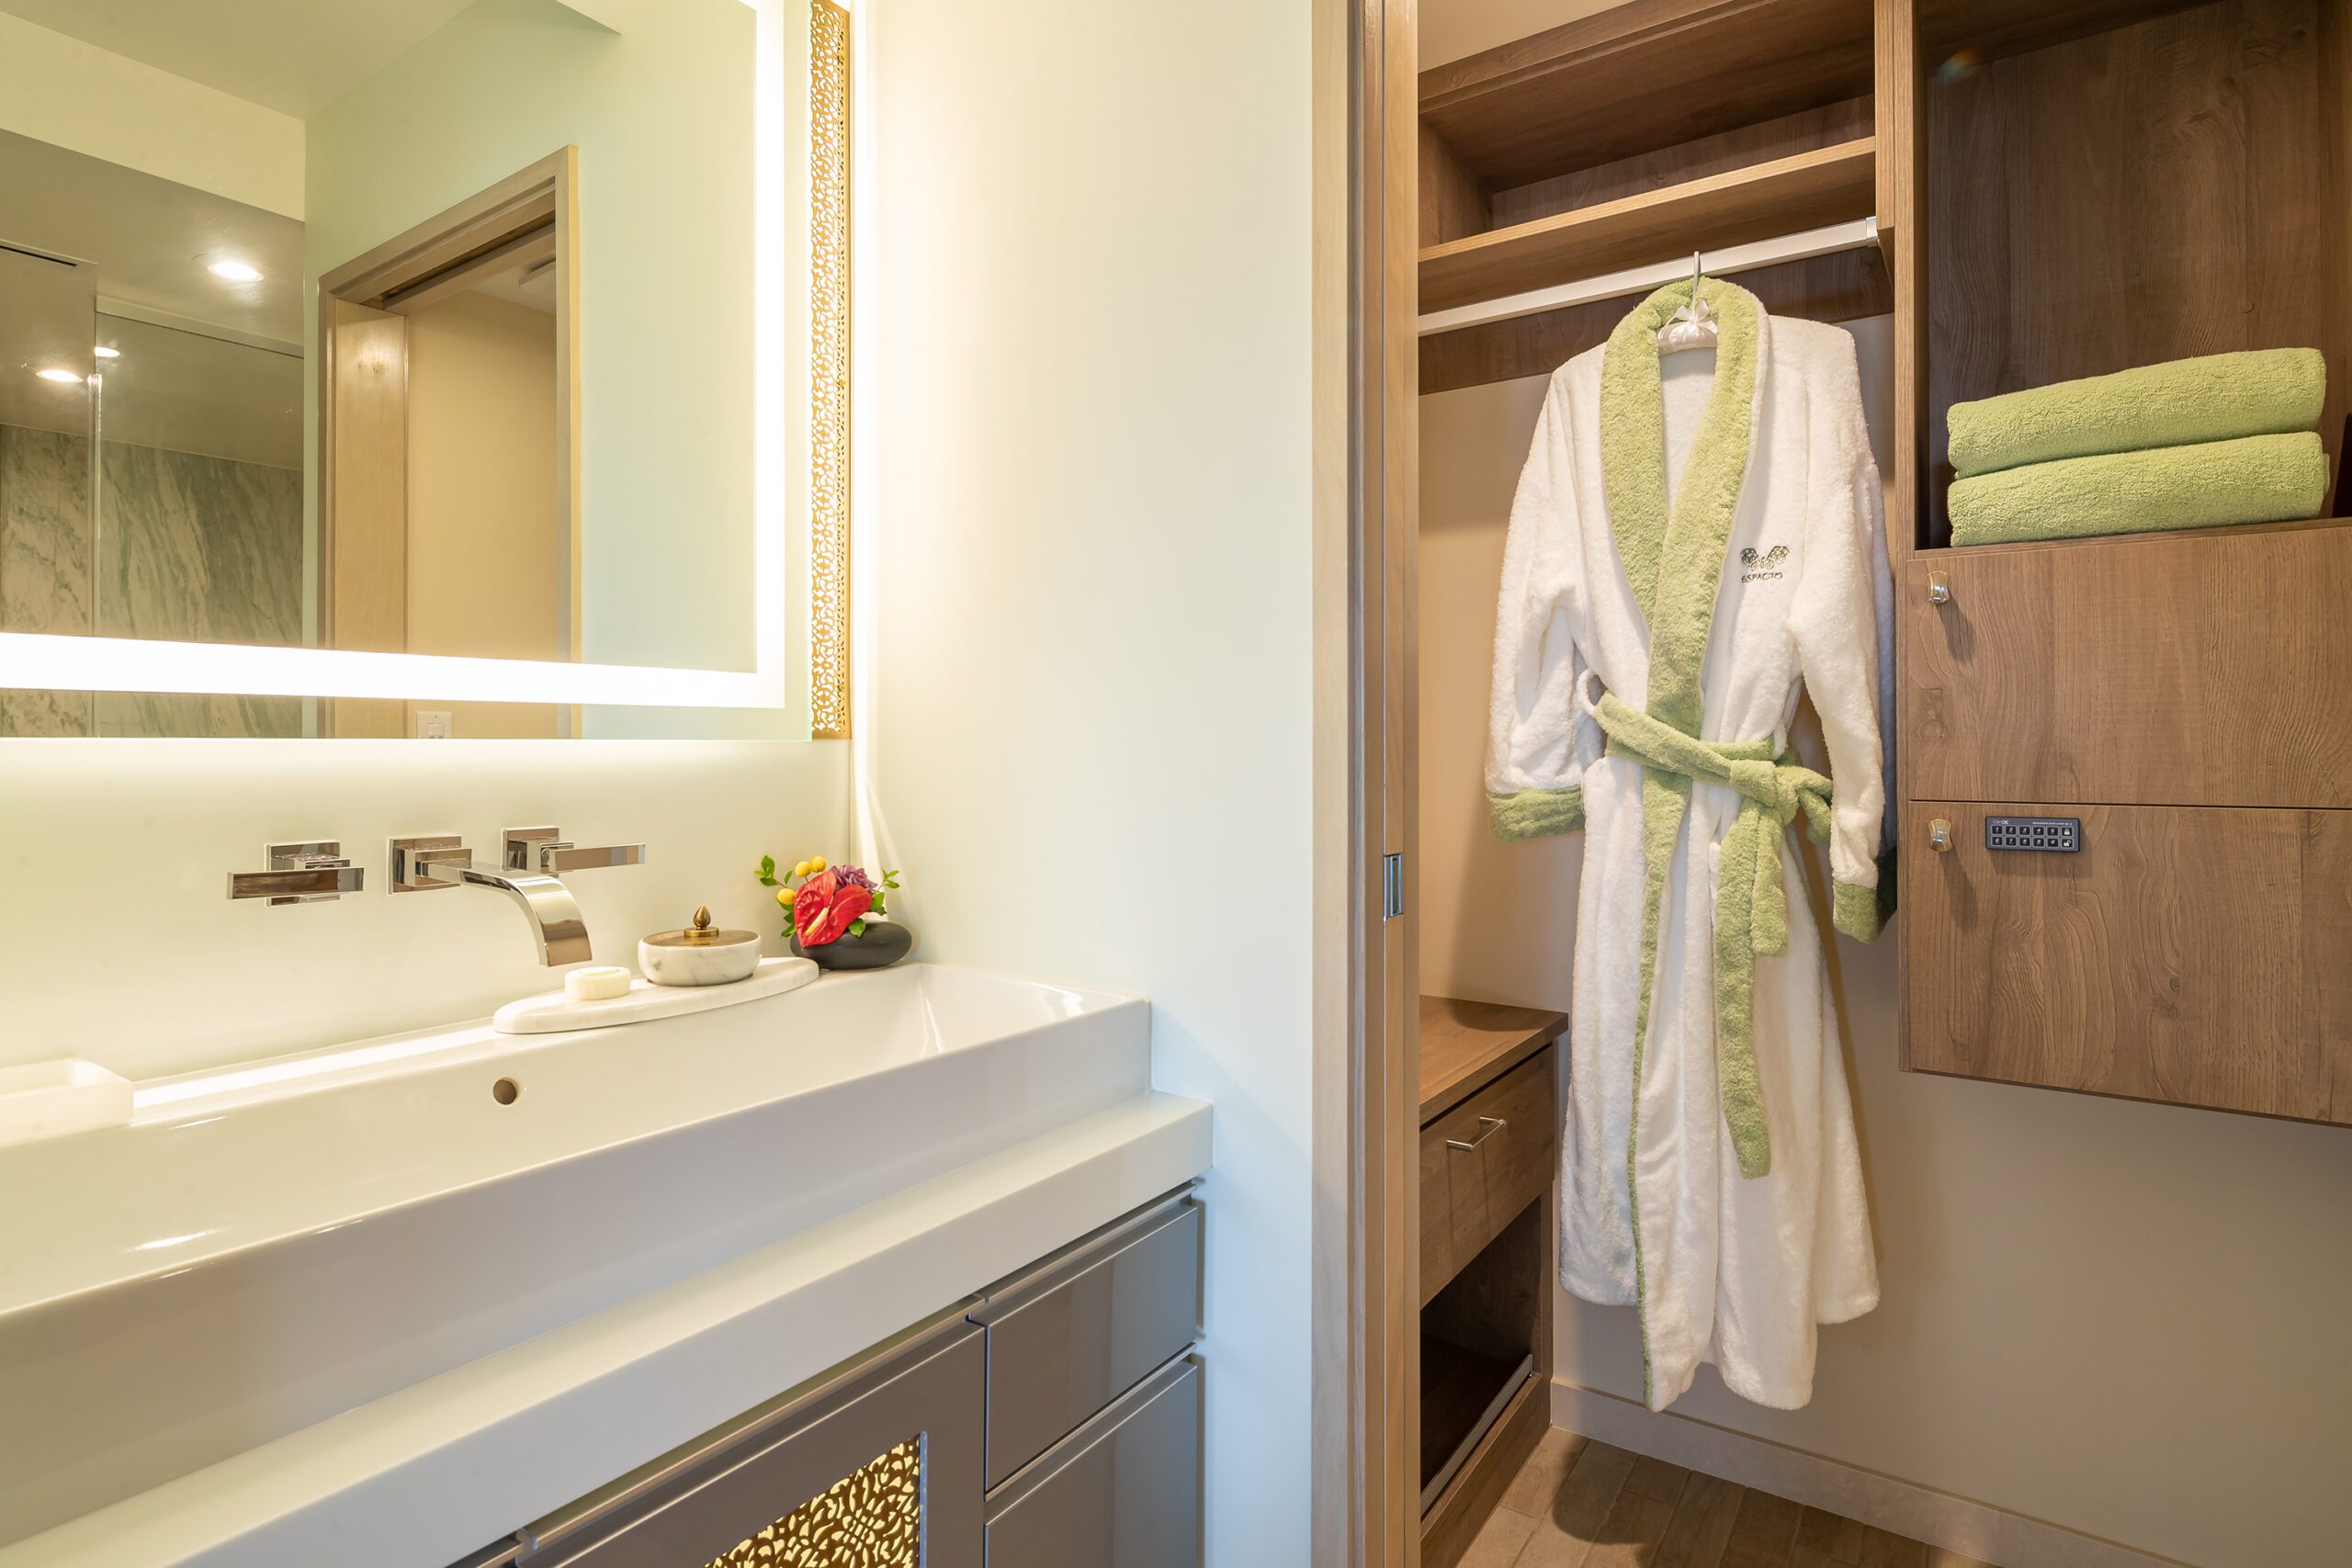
(94, 345, 120, 359)
(36, 367, 83, 384)
(209, 259, 264, 282)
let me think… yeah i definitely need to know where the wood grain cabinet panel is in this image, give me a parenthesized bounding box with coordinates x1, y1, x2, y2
(1904, 803, 2352, 1124)
(1419, 1119, 1463, 1309)
(1419, 1050, 1557, 1310)
(1464, 1050, 1557, 1242)
(1905, 525, 2352, 808)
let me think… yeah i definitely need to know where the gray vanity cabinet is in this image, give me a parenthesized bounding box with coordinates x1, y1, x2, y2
(462, 1187, 1203, 1568)
(518, 1316, 984, 1568)
(983, 1354, 1204, 1568)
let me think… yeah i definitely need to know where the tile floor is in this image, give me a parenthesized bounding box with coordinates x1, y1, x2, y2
(1460, 1427, 1999, 1568)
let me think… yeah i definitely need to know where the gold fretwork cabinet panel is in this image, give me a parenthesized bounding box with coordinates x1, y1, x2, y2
(705, 1437, 922, 1567)
(526, 1320, 983, 1568)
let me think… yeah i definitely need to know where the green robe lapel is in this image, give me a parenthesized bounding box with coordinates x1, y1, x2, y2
(1597, 277, 1766, 1406)
(1600, 275, 1764, 721)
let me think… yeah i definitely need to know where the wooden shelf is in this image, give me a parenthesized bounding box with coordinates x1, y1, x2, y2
(1418, 138, 1876, 316)
(1419, 1333, 1529, 1495)
(1418, 995, 1566, 1122)
(1419, 0, 1873, 190)
(1919, 0, 2217, 62)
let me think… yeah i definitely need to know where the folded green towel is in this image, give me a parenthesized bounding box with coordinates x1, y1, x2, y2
(1948, 348, 2326, 478)
(1949, 432, 2331, 547)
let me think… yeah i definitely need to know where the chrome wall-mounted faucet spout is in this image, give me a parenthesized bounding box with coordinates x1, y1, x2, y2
(389, 835, 612, 966)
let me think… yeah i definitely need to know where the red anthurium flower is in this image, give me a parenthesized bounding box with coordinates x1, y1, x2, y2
(793, 869, 873, 947)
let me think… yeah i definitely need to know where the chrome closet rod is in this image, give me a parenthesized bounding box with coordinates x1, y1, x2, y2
(1416, 215, 1882, 337)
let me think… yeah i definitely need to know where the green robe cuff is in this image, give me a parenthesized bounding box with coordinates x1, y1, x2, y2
(1490, 787, 1584, 840)
(1833, 879, 1884, 942)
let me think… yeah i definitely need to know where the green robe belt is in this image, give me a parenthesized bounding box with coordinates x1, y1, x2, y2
(1589, 690, 1833, 1180)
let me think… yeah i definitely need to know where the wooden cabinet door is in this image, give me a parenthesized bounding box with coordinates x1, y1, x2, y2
(1905, 523, 2352, 808)
(1904, 802, 2352, 1123)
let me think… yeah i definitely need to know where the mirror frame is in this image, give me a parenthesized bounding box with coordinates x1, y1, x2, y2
(0, 0, 791, 716)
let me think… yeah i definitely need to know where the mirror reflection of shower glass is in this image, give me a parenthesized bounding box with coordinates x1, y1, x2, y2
(0, 0, 777, 738)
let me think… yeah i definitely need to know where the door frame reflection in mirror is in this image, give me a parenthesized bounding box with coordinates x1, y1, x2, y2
(316, 149, 582, 739)
(0, 0, 793, 721)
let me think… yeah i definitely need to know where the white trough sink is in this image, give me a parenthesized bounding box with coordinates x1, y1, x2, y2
(0, 964, 1151, 1550)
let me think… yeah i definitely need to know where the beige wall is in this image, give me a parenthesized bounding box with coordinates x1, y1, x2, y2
(1417, 318, 2352, 1568)
(0, 12, 304, 218)
(865, 0, 1333, 1562)
(406, 290, 563, 739)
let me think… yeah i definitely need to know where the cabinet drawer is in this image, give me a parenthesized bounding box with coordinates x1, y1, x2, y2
(970, 1195, 1201, 1490)
(1905, 524, 2352, 807)
(983, 1355, 1202, 1568)
(1419, 1046, 1556, 1305)
(1904, 802, 2352, 1124)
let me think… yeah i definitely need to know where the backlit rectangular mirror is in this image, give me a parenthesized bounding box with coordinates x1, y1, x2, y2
(0, 0, 839, 737)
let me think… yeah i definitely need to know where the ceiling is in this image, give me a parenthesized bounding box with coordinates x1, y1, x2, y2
(0, 0, 480, 118)
(0, 130, 304, 344)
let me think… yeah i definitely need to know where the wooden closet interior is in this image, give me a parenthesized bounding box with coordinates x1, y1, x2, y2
(1409, 1, 2352, 1561)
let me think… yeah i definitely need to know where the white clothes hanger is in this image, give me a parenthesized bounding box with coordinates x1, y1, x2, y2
(1657, 250, 1719, 355)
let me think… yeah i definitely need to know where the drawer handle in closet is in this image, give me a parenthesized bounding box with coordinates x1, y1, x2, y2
(1928, 818, 1952, 852)
(1927, 570, 1951, 604)
(1445, 1116, 1506, 1152)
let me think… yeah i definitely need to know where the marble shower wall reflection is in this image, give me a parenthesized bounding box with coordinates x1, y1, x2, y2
(0, 423, 302, 737)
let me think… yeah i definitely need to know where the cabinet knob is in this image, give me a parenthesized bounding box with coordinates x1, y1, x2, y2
(1927, 570, 1951, 605)
(1928, 818, 1952, 852)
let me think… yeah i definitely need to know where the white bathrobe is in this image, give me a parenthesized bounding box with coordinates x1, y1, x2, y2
(1485, 280, 1892, 1411)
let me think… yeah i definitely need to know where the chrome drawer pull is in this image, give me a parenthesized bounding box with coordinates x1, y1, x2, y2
(1927, 570, 1951, 604)
(1445, 1116, 1506, 1152)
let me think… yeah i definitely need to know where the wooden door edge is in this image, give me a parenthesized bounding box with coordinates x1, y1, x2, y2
(1312, 0, 1421, 1565)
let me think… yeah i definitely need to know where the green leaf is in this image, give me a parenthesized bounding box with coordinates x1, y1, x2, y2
(849, 919, 867, 937)
(759, 855, 775, 877)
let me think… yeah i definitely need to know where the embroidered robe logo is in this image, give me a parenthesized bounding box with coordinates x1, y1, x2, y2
(1739, 544, 1790, 581)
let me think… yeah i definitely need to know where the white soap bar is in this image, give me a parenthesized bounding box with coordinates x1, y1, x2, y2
(565, 965, 634, 1002)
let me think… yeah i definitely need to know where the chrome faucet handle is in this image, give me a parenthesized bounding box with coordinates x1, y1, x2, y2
(504, 826, 648, 875)
(229, 840, 364, 906)
(390, 835, 471, 892)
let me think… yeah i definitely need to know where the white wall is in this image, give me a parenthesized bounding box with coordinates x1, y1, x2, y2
(0, 741, 846, 1080)
(1417, 319, 2352, 1568)
(864, 0, 1329, 1562)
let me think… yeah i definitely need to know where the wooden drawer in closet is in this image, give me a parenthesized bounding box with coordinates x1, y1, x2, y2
(1904, 523, 2352, 808)
(1419, 1046, 1556, 1307)
(1903, 802, 2352, 1125)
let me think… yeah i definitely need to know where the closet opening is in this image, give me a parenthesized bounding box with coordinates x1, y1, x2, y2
(1378, 0, 2352, 1563)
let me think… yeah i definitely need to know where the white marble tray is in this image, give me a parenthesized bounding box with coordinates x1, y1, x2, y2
(492, 956, 819, 1034)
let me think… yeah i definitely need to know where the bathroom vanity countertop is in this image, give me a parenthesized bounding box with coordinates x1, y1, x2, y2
(0, 1092, 1211, 1568)
(0, 964, 1206, 1568)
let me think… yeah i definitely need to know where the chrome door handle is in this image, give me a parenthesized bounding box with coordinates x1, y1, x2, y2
(1445, 1116, 1506, 1152)
(228, 841, 363, 905)
(1927, 570, 1951, 604)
